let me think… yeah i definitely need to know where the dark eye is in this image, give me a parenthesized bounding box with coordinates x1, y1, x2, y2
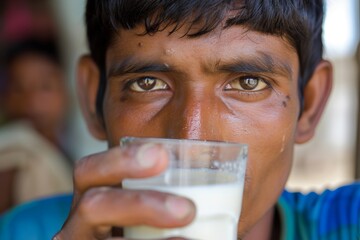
(225, 77, 268, 91)
(128, 77, 168, 92)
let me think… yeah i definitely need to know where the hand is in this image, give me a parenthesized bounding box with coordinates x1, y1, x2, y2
(53, 144, 196, 239)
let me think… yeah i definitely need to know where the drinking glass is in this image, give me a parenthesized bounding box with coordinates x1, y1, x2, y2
(121, 137, 248, 240)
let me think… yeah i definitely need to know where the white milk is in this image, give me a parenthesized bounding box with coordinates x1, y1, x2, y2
(123, 169, 244, 240)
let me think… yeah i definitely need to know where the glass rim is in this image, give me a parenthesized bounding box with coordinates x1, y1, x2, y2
(120, 136, 247, 148)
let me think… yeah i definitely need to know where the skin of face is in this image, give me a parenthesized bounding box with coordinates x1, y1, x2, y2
(4, 53, 68, 136)
(78, 24, 332, 238)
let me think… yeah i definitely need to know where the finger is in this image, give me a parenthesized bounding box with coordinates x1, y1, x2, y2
(74, 144, 168, 193)
(74, 188, 195, 233)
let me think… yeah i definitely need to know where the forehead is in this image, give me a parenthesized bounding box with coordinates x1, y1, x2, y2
(9, 53, 59, 71)
(7, 53, 62, 85)
(106, 25, 299, 78)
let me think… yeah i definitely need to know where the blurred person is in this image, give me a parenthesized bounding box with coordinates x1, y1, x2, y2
(2, 39, 68, 147)
(1, 1, 360, 240)
(0, 38, 72, 213)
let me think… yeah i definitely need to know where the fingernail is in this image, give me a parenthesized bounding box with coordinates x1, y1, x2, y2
(136, 143, 161, 169)
(165, 196, 193, 219)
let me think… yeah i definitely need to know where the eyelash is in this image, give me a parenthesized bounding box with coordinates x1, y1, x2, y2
(122, 77, 158, 91)
(227, 75, 272, 89)
(122, 75, 274, 94)
(236, 88, 268, 99)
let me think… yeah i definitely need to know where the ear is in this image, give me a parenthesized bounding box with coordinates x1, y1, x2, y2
(77, 55, 107, 140)
(295, 60, 333, 143)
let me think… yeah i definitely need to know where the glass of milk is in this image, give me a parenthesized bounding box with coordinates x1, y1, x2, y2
(121, 137, 248, 240)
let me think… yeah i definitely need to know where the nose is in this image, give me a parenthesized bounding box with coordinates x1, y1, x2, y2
(163, 91, 222, 141)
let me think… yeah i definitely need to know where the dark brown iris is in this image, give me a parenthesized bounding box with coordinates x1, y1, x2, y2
(240, 78, 259, 90)
(137, 78, 156, 90)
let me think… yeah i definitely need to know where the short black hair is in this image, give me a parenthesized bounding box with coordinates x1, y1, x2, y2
(4, 38, 61, 67)
(0, 38, 61, 93)
(85, 0, 325, 117)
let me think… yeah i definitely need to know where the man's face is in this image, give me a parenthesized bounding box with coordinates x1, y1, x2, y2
(4, 53, 67, 133)
(101, 26, 300, 234)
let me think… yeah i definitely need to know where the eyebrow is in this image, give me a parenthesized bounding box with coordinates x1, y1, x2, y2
(215, 53, 293, 78)
(108, 52, 293, 79)
(107, 57, 172, 78)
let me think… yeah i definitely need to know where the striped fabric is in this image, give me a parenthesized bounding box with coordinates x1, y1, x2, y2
(278, 182, 360, 240)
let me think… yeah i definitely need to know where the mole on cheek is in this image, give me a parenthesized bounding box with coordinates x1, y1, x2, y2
(138, 42, 143, 47)
(282, 95, 291, 108)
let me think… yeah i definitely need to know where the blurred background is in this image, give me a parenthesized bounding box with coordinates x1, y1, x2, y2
(0, 0, 359, 212)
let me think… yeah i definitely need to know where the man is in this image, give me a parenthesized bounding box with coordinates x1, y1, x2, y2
(1, 39, 70, 150)
(0, 39, 72, 213)
(1, 0, 359, 239)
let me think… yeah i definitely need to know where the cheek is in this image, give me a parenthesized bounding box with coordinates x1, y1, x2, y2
(244, 114, 295, 198)
(49, 95, 67, 119)
(220, 93, 298, 153)
(231, 96, 298, 232)
(237, 97, 297, 180)
(102, 91, 169, 146)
